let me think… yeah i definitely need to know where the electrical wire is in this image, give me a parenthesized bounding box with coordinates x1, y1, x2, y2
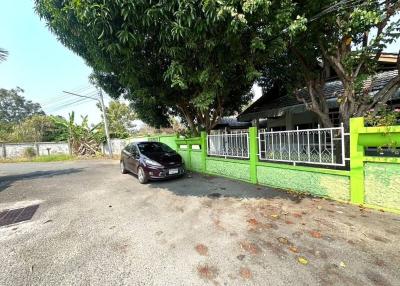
(46, 98, 95, 113)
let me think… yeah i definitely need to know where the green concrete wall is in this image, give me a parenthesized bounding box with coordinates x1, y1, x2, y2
(206, 158, 250, 182)
(178, 150, 189, 166)
(159, 136, 178, 150)
(364, 162, 400, 211)
(190, 151, 203, 172)
(257, 165, 350, 201)
(173, 119, 400, 214)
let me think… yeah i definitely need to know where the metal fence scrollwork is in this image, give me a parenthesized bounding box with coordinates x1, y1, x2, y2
(207, 130, 249, 159)
(258, 124, 346, 166)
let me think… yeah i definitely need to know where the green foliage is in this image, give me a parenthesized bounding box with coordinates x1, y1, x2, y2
(0, 154, 74, 163)
(365, 105, 400, 127)
(259, 0, 400, 128)
(0, 115, 69, 143)
(97, 100, 137, 138)
(23, 147, 37, 158)
(60, 112, 104, 155)
(35, 0, 296, 133)
(0, 87, 44, 124)
(0, 48, 8, 62)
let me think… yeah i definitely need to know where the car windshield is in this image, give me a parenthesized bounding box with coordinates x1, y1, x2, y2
(137, 142, 174, 154)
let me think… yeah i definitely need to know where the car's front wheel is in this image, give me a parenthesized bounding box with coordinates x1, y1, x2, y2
(137, 167, 148, 184)
(120, 160, 127, 174)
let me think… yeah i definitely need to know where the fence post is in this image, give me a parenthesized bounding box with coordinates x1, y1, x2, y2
(201, 131, 207, 173)
(350, 117, 365, 204)
(35, 142, 40, 156)
(1, 143, 6, 158)
(187, 142, 192, 171)
(249, 127, 258, 184)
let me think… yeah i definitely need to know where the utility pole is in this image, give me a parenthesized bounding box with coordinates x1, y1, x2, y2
(98, 89, 113, 158)
(62, 89, 113, 158)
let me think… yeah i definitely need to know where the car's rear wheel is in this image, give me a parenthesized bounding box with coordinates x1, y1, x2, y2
(137, 167, 148, 184)
(120, 160, 127, 174)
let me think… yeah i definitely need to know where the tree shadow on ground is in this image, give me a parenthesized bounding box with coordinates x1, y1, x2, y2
(139, 172, 307, 203)
(0, 168, 84, 192)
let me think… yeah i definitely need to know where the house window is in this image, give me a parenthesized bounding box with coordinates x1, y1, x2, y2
(269, 126, 286, 131)
(296, 123, 317, 130)
(329, 108, 340, 127)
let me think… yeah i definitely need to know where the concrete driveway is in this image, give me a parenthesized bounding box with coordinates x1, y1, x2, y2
(0, 160, 399, 286)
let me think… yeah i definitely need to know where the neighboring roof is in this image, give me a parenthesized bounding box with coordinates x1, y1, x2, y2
(212, 116, 251, 129)
(378, 53, 399, 63)
(238, 69, 399, 122)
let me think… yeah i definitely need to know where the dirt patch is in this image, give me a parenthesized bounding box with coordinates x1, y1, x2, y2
(195, 244, 208, 256)
(368, 234, 391, 243)
(239, 267, 252, 279)
(197, 264, 218, 280)
(365, 269, 391, 286)
(263, 241, 288, 258)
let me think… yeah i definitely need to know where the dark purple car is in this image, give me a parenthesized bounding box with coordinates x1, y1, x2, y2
(120, 141, 185, 184)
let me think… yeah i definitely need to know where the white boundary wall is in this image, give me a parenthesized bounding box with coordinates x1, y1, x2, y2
(0, 142, 70, 159)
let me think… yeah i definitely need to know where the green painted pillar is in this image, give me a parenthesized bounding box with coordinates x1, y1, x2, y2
(350, 117, 365, 204)
(249, 127, 258, 184)
(200, 131, 207, 173)
(187, 143, 192, 171)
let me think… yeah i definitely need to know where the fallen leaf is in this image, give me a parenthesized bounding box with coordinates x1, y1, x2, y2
(309, 230, 322, 238)
(289, 246, 299, 253)
(317, 206, 322, 210)
(239, 267, 252, 279)
(339, 261, 346, 268)
(195, 244, 208, 256)
(197, 264, 218, 280)
(247, 218, 259, 225)
(271, 214, 279, 218)
(298, 257, 308, 265)
(240, 241, 261, 255)
(277, 237, 289, 245)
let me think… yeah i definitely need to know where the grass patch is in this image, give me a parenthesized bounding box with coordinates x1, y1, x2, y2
(0, 154, 75, 163)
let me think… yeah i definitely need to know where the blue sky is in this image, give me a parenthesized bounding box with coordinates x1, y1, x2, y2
(0, 2, 398, 125)
(0, 1, 109, 124)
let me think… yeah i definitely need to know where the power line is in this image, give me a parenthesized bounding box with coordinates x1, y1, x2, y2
(46, 97, 94, 113)
(62, 90, 98, 101)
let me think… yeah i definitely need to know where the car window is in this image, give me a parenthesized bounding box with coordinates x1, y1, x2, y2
(125, 143, 134, 153)
(137, 142, 173, 153)
(131, 144, 139, 155)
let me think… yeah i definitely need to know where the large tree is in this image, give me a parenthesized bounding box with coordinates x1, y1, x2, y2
(0, 87, 44, 123)
(0, 48, 8, 62)
(96, 100, 137, 139)
(264, 0, 400, 129)
(35, 0, 299, 134)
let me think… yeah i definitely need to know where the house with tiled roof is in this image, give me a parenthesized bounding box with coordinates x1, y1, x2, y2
(238, 53, 400, 130)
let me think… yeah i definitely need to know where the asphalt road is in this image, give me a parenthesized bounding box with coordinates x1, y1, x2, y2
(0, 160, 399, 286)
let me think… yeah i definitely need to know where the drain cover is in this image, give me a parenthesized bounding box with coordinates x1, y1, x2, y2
(0, 205, 39, 227)
(207, 193, 222, 199)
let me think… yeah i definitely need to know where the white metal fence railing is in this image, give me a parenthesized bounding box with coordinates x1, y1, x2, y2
(207, 130, 249, 159)
(258, 124, 346, 166)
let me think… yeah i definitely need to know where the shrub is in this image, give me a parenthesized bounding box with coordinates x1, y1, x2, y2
(24, 147, 36, 158)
